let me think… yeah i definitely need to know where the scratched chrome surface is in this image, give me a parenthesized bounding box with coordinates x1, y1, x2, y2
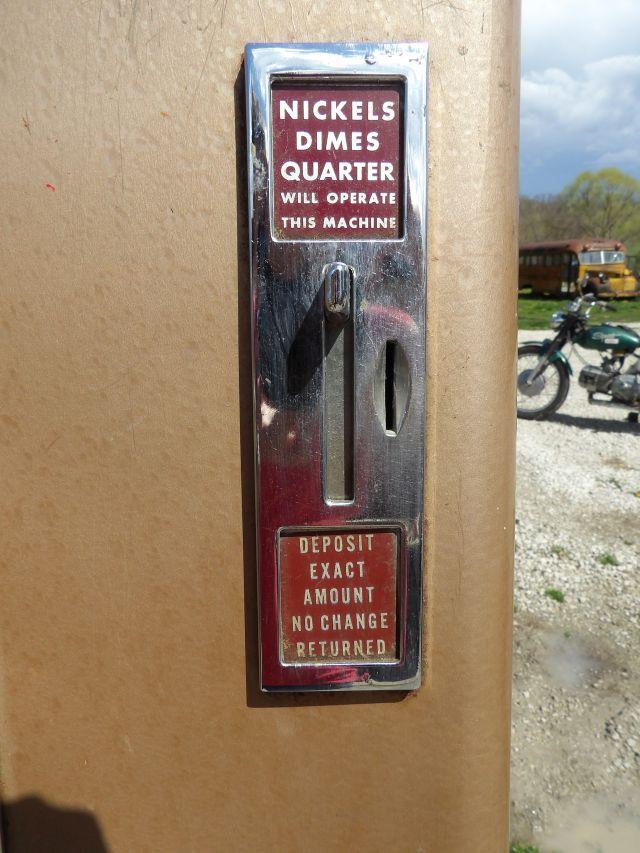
(246, 43, 428, 691)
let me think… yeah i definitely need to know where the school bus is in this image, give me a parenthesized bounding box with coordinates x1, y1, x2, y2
(518, 238, 639, 298)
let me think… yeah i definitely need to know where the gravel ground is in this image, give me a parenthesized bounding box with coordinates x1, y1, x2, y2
(511, 326, 640, 852)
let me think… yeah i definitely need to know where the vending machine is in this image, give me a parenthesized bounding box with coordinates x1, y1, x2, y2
(0, 3, 518, 851)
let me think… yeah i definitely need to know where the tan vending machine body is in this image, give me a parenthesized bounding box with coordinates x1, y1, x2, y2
(0, 2, 519, 851)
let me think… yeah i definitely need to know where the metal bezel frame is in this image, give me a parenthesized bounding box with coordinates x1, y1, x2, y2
(246, 43, 428, 692)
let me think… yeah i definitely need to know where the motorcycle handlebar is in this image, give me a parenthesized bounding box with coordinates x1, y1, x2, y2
(590, 297, 617, 311)
(569, 295, 617, 315)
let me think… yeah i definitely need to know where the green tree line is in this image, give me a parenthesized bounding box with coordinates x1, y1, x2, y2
(519, 168, 640, 265)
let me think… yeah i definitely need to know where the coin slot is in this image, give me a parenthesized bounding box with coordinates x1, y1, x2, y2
(375, 340, 410, 436)
(385, 341, 396, 432)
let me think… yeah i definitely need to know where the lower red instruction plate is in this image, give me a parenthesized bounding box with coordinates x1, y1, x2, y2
(279, 528, 399, 665)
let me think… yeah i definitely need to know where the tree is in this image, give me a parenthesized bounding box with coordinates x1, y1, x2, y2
(519, 169, 640, 258)
(519, 194, 577, 242)
(560, 168, 640, 241)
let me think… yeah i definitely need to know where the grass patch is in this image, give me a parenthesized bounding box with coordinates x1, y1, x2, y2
(510, 844, 541, 853)
(544, 587, 565, 603)
(550, 544, 569, 558)
(518, 293, 640, 331)
(598, 552, 619, 566)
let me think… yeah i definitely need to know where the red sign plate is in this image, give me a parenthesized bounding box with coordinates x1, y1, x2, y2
(279, 529, 399, 664)
(271, 83, 403, 240)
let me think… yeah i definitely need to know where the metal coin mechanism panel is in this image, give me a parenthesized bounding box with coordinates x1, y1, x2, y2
(245, 42, 428, 692)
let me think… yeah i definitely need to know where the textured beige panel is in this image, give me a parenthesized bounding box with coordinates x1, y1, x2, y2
(0, 1, 519, 851)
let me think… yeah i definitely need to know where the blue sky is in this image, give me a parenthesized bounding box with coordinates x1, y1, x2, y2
(520, 0, 640, 196)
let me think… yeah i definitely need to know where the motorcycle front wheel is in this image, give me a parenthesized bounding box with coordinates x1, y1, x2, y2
(517, 343, 570, 420)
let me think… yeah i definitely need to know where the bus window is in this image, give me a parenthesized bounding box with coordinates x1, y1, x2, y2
(579, 250, 625, 265)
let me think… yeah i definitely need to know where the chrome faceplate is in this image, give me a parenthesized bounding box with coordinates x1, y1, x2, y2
(246, 43, 428, 691)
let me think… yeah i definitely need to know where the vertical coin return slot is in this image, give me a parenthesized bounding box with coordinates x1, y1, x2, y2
(323, 262, 355, 502)
(246, 43, 428, 692)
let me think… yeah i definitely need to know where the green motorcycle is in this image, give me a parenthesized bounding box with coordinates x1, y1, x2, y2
(517, 293, 640, 422)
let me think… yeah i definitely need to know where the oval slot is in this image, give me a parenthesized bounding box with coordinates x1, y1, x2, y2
(375, 341, 410, 435)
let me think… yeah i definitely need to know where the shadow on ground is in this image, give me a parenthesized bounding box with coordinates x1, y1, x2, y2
(1, 796, 108, 853)
(549, 411, 638, 434)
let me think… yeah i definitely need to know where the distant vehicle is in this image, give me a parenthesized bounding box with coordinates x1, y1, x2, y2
(518, 238, 639, 299)
(517, 285, 640, 422)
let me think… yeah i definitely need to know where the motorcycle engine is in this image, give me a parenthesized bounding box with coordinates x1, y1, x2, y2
(578, 365, 614, 393)
(579, 364, 640, 404)
(610, 374, 640, 405)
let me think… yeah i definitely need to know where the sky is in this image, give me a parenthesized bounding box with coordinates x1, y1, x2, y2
(520, 0, 640, 196)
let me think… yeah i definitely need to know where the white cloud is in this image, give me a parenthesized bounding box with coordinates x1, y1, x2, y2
(520, 0, 640, 192)
(522, 0, 640, 75)
(521, 55, 640, 170)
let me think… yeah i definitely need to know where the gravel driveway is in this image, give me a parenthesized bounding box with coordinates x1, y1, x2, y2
(511, 326, 640, 851)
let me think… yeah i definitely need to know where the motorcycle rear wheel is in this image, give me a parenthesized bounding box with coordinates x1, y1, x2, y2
(517, 343, 570, 420)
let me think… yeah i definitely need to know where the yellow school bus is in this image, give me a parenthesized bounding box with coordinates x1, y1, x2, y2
(519, 238, 639, 298)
